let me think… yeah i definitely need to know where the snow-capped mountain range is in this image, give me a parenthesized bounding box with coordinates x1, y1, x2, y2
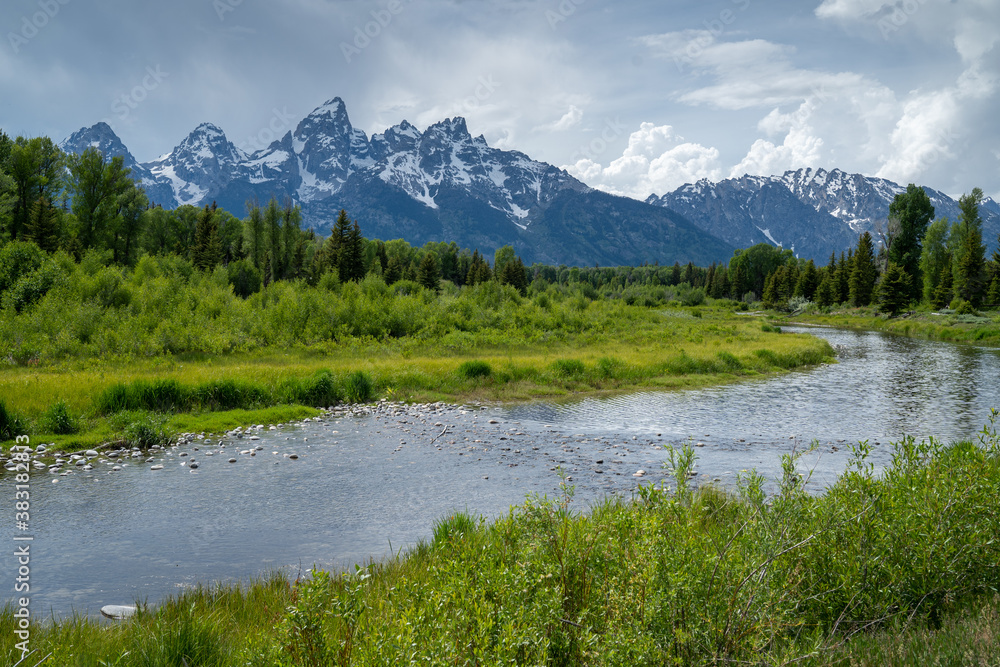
(60, 98, 732, 266)
(648, 168, 1000, 262)
(60, 98, 998, 265)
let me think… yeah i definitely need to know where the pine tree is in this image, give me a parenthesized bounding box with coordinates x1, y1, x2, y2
(836, 251, 851, 304)
(498, 256, 529, 295)
(341, 221, 365, 282)
(384, 254, 403, 285)
(416, 251, 440, 292)
(953, 189, 986, 306)
(25, 196, 60, 252)
(986, 272, 1000, 308)
(670, 262, 682, 286)
(192, 203, 222, 271)
(815, 274, 836, 308)
(932, 264, 953, 309)
(850, 232, 877, 307)
(794, 260, 819, 300)
(281, 201, 301, 280)
(244, 200, 266, 271)
(877, 262, 911, 315)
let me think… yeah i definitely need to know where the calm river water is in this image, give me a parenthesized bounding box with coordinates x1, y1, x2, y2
(3, 325, 1000, 618)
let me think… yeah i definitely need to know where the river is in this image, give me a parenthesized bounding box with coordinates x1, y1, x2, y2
(3, 325, 1000, 619)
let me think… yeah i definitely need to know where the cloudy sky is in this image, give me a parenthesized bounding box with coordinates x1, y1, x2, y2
(2, 0, 998, 200)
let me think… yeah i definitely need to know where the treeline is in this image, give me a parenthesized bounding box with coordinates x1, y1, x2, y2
(749, 185, 997, 314)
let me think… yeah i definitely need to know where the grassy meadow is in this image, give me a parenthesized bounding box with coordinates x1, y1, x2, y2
(0, 259, 834, 451)
(785, 305, 1000, 346)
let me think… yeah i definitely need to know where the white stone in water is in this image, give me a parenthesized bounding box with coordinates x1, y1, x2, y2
(228, 458, 237, 463)
(150, 465, 164, 471)
(86, 450, 99, 457)
(249, 436, 260, 441)
(101, 605, 137, 620)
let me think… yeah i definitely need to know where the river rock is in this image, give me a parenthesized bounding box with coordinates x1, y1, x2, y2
(228, 458, 237, 463)
(100, 604, 137, 620)
(86, 450, 99, 457)
(150, 465, 163, 471)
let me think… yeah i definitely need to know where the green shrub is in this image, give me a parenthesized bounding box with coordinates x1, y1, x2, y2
(595, 356, 625, 380)
(0, 400, 29, 441)
(297, 369, 343, 407)
(0, 240, 45, 294)
(116, 411, 168, 448)
(761, 323, 782, 333)
(227, 259, 262, 299)
(432, 511, 480, 547)
(551, 358, 586, 378)
(343, 370, 375, 403)
(192, 379, 268, 411)
(41, 400, 78, 435)
(457, 360, 493, 380)
(95, 379, 189, 414)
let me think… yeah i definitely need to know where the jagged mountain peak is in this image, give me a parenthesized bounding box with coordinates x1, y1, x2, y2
(60, 122, 142, 173)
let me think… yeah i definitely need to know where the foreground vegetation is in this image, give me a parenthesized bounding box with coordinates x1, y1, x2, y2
(6, 421, 1000, 665)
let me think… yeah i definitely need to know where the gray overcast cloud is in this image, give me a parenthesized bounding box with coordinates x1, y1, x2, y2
(2, 0, 997, 200)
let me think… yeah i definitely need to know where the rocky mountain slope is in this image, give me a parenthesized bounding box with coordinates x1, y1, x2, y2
(61, 99, 732, 266)
(648, 168, 1000, 262)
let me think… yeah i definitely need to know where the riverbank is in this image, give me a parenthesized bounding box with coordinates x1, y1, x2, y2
(1, 306, 835, 454)
(5, 425, 999, 665)
(783, 305, 1000, 346)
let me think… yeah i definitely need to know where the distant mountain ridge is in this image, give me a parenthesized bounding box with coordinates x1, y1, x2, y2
(647, 167, 1000, 261)
(60, 99, 732, 267)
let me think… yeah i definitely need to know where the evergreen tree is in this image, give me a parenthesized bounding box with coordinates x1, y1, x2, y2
(986, 273, 1000, 308)
(340, 221, 365, 282)
(762, 270, 783, 310)
(794, 260, 819, 300)
(815, 273, 836, 308)
(932, 264, 953, 309)
(683, 262, 695, 285)
(849, 232, 877, 307)
(416, 251, 440, 291)
(887, 184, 934, 302)
(264, 198, 283, 279)
(384, 253, 403, 285)
(281, 200, 302, 280)
(8, 136, 64, 241)
(25, 196, 61, 252)
(836, 251, 851, 304)
(192, 203, 222, 271)
(877, 262, 911, 315)
(243, 200, 266, 271)
(498, 256, 529, 295)
(670, 262, 682, 286)
(953, 188, 986, 306)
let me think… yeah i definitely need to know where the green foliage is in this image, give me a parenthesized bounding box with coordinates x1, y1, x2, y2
(457, 360, 493, 380)
(0, 399, 28, 441)
(114, 410, 169, 448)
(343, 370, 375, 403)
(41, 399, 78, 435)
(550, 358, 586, 378)
(877, 262, 911, 315)
(850, 231, 878, 306)
(887, 184, 935, 301)
(0, 239, 45, 293)
(226, 259, 262, 298)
